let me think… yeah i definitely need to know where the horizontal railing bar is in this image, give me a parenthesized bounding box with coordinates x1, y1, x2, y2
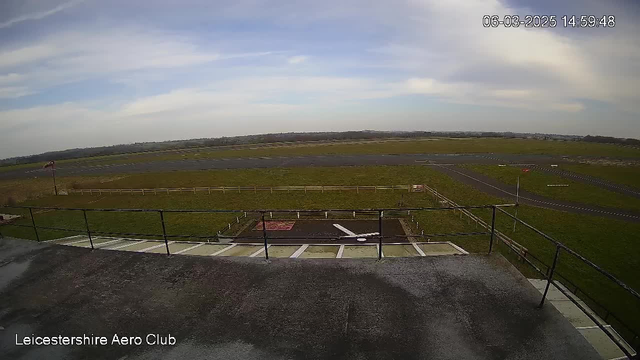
(496, 206, 640, 302)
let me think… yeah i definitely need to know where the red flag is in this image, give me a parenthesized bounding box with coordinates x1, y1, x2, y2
(522, 168, 530, 173)
(43, 160, 55, 169)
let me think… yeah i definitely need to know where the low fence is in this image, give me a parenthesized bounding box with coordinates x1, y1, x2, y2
(1, 202, 638, 357)
(67, 185, 415, 195)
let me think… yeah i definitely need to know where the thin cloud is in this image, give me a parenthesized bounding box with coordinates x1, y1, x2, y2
(288, 55, 309, 64)
(0, 0, 84, 29)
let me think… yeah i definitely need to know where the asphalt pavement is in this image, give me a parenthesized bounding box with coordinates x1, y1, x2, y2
(432, 165, 640, 222)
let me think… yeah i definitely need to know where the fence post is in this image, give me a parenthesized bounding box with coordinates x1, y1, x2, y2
(83, 210, 94, 249)
(28, 207, 40, 242)
(378, 210, 383, 260)
(159, 210, 170, 255)
(488, 206, 496, 254)
(539, 245, 561, 308)
(261, 212, 269, 260)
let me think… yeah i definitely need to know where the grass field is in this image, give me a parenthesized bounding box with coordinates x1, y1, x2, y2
(463, 164, 640, 211)
(1, 165, 639, 343)
(565, 164, 640, 190)
(3, 137, 640, 174)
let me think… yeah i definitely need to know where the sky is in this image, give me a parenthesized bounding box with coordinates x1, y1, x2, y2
(0, 0, 639, 158)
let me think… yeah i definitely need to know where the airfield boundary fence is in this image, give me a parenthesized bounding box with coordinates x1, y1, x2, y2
(0, 202, 638, 357)
(66, 185, 414, 195)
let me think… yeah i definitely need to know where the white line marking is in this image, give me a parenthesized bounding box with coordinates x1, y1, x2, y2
(447, 241, 470, 255)
(111, 240, 147, 250)
(250, 245, 269, 257)
(93, 239, 124, 248)
(174, 243, 204, 254)
(210, 243, 236, 256)
(575, 325, 612, 330)
(46, 234, 84, 243)
(333, 223, 356, 236)
(337, 244, 345, 258)
(64, 237, 92, 245)
(412, 243, 426, 256)
(139, 242, 174, 252)
(290, 244, 309, 258)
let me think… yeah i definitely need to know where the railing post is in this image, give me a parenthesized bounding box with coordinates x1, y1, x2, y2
(159, 210, 170, 255)
(83, 210, 94, 249)
(29, 207, 40, 242)
(261, 212, 269, 260)
(539, 245, 561, 308)
(488, 206, 496, 254)
(378, 210, 383, 260)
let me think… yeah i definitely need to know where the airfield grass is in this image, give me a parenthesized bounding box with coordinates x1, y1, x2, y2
(463, 164, 640, 211)
(0, 175, 128, 205)
(2, 165, 640, 342)
(3, 137, 640, 174)
(565, 164, 640, 191)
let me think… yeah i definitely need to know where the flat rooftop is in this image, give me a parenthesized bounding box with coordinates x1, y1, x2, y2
(0, 237, 600, 360)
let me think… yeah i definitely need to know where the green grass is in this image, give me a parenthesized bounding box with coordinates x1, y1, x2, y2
(565, 164, 640, 190)
(4, 137, 640, 173)
(463, 164, 640, 211)
(89, 138, 640, 165)
(72, 165, 438, 189)
(2, 164, 639, 343)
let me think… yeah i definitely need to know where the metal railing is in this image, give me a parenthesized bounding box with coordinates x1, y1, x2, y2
(1, 204, 507, 257)
(1, 202, 637, 358)
(495, 207, 639, 358)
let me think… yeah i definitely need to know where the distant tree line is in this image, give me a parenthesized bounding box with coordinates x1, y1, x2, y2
(582, 135, 640, 146)
(2, 130, 634, 167)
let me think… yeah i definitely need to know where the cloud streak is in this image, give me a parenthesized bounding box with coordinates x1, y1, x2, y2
(0, 0, 84, 29)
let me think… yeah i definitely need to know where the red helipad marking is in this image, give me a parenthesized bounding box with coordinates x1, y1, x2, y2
(254, 221, 296, 231)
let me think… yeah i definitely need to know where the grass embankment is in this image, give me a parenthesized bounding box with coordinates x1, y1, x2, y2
(565, 164, 640, 191)
(3, 137, 640, 173)
(463, 164, 640, 211)
(1, 165, 639, 341)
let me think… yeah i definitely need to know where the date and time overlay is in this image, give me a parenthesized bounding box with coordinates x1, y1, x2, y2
(482, 15, 616, 28)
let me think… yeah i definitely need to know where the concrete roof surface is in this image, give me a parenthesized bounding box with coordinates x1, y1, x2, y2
(0, 237, 600, 360)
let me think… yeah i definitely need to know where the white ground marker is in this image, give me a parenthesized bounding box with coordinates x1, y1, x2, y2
(111, 240, 147, 250)
(93, 238, 125, 248)
(336, 245, 345, 258)
(64, 237, 93, 246)
(377, 244, 384, 258)
(45, 234, 85, 243)
(174, 243, 204, 255)
(139, 241, 174, 253)
(210, 243, 237, 256)
(249, 245, 270, 257)
(447, 241, 469, 255)
(412, 243, 426, 256)
(290, 244, 309, 258)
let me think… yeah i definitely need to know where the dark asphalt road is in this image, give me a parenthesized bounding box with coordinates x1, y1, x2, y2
(532, 165, 640, 199)
(0, 237, 600, 360)
(1, 153, 567, 180)
(432, 165, 640, 222)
